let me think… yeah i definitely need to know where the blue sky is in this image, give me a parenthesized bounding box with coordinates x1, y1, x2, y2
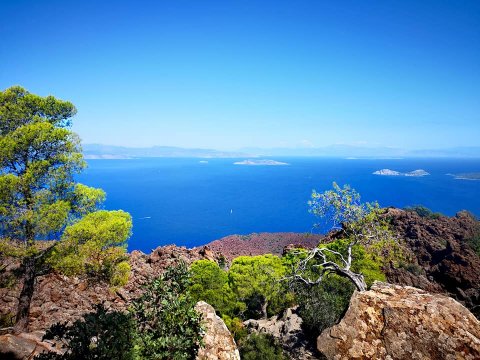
(1, 0, 479, 150)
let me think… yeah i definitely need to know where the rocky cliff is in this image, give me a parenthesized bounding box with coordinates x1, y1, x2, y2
(383, 209, 480, 316)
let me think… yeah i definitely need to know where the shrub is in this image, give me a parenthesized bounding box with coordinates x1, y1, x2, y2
(189, 260, 245, 318)
(459, 211, 480, 256)
(228, 255, 293, 319)
(34, 304, 135, 360)
(294, 274, 354, 339)
(0, 312, 15, 328)
(222, 314, 248, 342)
(405, 205, 442, 219)
(399, 261, 423, 275)
(131, 262, 204, 360)
(322, 239, 387, 286)
(239, 333, 287, 360)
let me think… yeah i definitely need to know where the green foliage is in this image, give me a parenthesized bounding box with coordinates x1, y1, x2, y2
(0, 86, 132, 329)
(222, 314, 248, 342)
(47, 210, 132, 286)
(468, 232, 480, 257)
(239, 333, 287, 360)
(189, 260, 245, 317)
(0, 312, 15, 328)
(324, 239, 386, 286)
(405, 205, 442, 219)
(458, 211, 480, 257)
(294, 274, 354, 339)
(34, 304, 135, 360)
(131, 262, 204, 360)
(0, 86, 85, 242)
(228, 254, 293, 318)
(398, 261, 423, 275)
(298, 183, 401, 292)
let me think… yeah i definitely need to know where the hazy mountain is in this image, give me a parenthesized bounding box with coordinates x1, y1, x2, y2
(82, 144, 480, 159)
(82, 144, 250, 159)
(241, 145, 480, 158)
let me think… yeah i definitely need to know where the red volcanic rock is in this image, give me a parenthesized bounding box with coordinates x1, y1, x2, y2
(0, 244, 224, 333)
(382, 209, 480, 316)
(201, 232, 323, 262)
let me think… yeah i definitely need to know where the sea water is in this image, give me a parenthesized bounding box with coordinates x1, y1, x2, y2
(77, 158, 480, 252)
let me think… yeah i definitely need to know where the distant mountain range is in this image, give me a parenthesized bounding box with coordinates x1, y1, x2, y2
(239, 145, 480, 158)
(82, 144, 248, 159)
(82, 144, 480, 159)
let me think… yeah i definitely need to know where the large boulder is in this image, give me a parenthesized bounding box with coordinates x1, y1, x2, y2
(244, 307, 319, 359)
(195, 301, 240, 360)
(0, 331, 59, 359)
(317, 282, 480, 360)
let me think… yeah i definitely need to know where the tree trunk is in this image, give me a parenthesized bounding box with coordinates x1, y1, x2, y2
(341, 269, 367, 292)
(13, 256, 36, 333)
(261, 299, 268, 319)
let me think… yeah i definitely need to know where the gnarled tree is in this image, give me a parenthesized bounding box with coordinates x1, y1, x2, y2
(0, 86, 132, 332)
(290, 183, 400, 292)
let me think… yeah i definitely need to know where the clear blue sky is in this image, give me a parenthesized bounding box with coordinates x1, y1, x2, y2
(1, 0, 479, 150)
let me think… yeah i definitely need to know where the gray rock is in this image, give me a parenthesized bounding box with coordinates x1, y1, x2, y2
(244, 307, 320, 359)
(195, 301, 240, 360)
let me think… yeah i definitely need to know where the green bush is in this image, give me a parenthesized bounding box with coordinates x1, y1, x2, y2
(34, 304, 135, 360)
(468, 232, 480, 257)
(190, 255, 293, 322)
(131, 262, 204, 360)
(189, 260, 245, 318)
(323, 239, 387, 286)
(294, 274, 354, 339)
(0, 312, 15, 328)
(228, 255, 293, 319)
(239, 333, 287, 360)
(460, 211, 480, 256)
(222, 314, 248, 342)
(405, 205, 442, 219)
(399, 261, 423, 275)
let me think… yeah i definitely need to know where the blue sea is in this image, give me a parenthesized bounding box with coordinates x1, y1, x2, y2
(77, 158, 480, 252)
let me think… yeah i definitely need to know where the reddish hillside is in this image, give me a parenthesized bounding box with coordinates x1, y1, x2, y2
(201, 232, 323, 262)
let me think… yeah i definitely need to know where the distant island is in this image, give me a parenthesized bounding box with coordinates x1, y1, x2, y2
(447, 172, 480, 180)
(373, 169, 430, 177)
(373, 169, 402, 176)
(233, 159, 290, 166)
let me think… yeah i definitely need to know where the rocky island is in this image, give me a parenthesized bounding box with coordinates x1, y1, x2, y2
(372, 169, 402, 176)
(448, 172, 480, 180)
(373, 168, 430, 176)
(233, 159, 290, 166)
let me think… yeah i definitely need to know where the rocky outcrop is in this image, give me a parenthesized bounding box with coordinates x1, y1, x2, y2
(244, 307, 320, 359)
(383, 209, 480, 316)
(202, 232, 322, 262)
(317, 282, 480, 360)
(195, 302, 240, 360)
(0, 331, 59, 359)
(0, 245, 223, 332)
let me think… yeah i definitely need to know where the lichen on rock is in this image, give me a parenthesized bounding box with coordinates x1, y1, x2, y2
(317, 282, 480, 360)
